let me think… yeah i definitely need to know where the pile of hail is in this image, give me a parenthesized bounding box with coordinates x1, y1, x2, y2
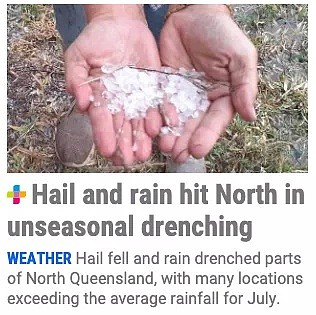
(94, 64, 212, 135)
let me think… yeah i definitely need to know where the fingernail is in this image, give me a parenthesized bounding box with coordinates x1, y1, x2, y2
(250, 106, 257, 120)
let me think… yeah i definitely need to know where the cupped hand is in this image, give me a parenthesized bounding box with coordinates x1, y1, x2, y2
(64, 16, 162, 166)
(159, 5, 258, 163)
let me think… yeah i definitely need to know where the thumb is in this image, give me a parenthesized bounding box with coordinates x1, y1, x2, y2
(229, 44, 258, 121)
(64, 47, 92, 112)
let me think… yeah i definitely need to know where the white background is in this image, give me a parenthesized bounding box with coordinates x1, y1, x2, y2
(1, 1, 315, 314)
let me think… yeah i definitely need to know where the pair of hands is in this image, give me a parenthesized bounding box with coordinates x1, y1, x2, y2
(64, 5, 258, 166)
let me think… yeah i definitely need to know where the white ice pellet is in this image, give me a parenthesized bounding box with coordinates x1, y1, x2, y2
(179, 113, 187, 123)
(101, 63, 122, 74)
(98, 64, 212, 135)
(160, 126, 170, 135)
(161, 67, 173, 74)
(192, 110, 200, 119)
(169, 127, 182, 137)
(132, 143, 138, 152)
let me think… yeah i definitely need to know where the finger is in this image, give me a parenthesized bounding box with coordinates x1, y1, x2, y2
(113, 113, 134, 166)
(171, 114, 204, 163)
(145, 108, 163, 138)
(157, 101, 179, 154)
(111, 155, 125, 167)
(111, 114, 128, 167)
(160, 102, 178, 127)
(229, 46, 258, 121)
(159, 102, 179, 154)
(112, 112, 126, 166)
(132, 119, 152, 162)
(159, 133, 177, 154)
(189, 96, 235, 159)
(88, 96, 116, 158)
(207, 83, 231, 101)
(64, 48, 92, 111)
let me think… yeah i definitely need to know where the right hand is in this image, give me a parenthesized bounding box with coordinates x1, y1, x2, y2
(64, 12, 162, 166)
(158, 5, 258, 163)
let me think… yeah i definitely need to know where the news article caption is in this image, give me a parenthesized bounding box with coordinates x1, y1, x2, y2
(9, 182, 304, 242)
(6, 181, 305, 309)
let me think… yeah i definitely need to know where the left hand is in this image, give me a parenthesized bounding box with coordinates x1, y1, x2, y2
(159, 5, 258, 163)
(64, 17, 162, 166)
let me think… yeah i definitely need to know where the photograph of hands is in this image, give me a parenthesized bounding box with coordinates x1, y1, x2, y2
(7, 4, 308, 173)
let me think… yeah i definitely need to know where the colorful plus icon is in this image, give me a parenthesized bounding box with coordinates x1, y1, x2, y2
(7, 185, 26, 204)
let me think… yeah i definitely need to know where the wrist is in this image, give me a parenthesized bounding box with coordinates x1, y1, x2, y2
(167, 4, 232, 19)
(198, 4, 232, 15)
(84, 4, 146, 23)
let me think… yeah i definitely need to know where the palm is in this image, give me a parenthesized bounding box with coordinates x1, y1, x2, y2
(74, 19, 159, 69)
(64, 18, 162, 166)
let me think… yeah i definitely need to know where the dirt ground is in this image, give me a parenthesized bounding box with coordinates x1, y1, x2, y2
(7, 4, 308, 173)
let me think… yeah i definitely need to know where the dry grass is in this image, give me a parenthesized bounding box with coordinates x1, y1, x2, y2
(7, 4, 308, 173)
